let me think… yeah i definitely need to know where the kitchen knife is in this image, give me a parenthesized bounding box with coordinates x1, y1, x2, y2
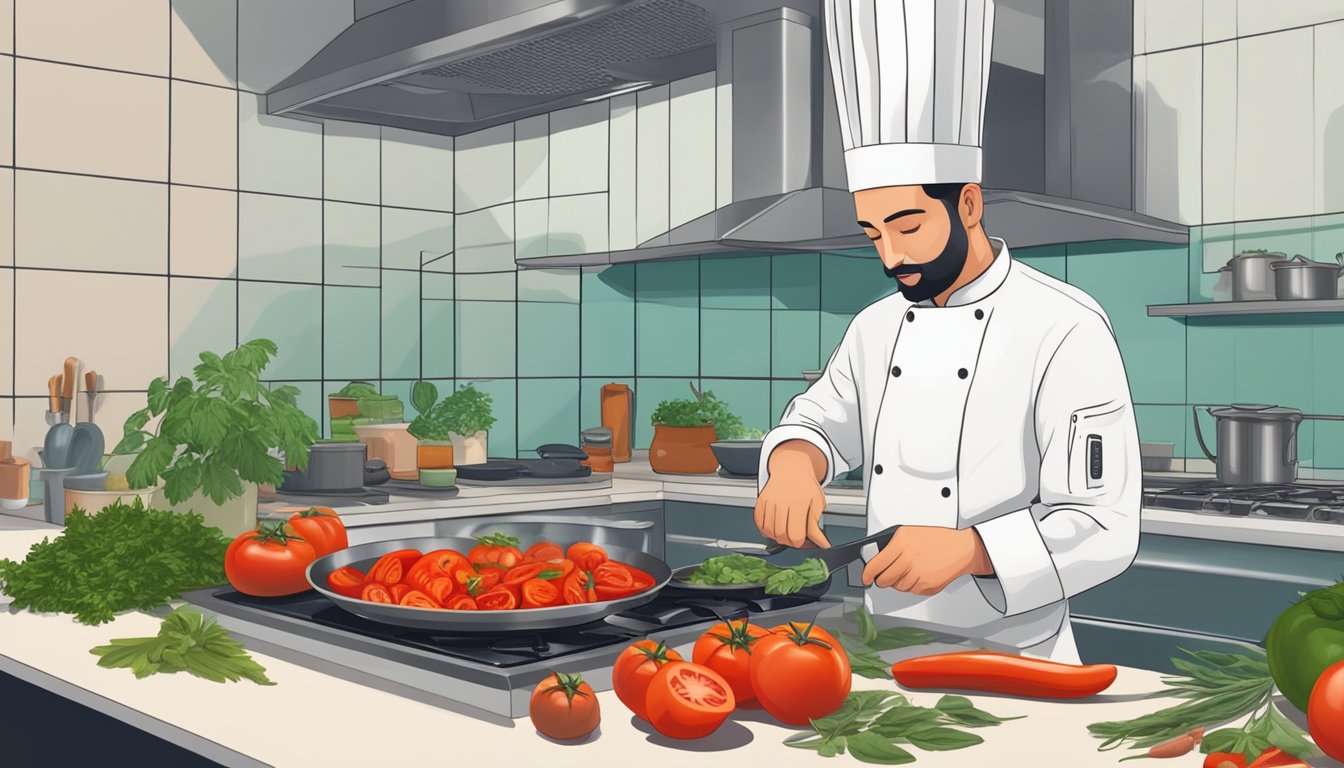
(84, 370, 98, 425)
(810, 524, 901, 575)
(62, 357, 78, 427)
(47, 375, 62, 414)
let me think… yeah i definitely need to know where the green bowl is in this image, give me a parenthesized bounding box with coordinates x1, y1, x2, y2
(419, 468, 457, 488)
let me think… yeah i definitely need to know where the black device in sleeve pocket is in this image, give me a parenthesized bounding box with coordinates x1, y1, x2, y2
(1087, 434, 1103, 488)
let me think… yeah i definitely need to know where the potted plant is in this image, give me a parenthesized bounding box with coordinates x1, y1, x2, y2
(407, 381, 454, 469)
(113, 339, 319, 536)
(649, 383, 747, 475)
(436, 384, 496, 465)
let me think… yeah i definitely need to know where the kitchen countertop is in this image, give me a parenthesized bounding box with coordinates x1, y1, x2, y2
(0, 524, 1240, 768)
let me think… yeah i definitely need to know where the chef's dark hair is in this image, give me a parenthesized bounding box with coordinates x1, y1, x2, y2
(921, 183, 968, 203)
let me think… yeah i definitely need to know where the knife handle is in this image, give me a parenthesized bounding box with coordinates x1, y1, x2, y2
(48, 375, 62, 412)
(62, 357, 77, 399)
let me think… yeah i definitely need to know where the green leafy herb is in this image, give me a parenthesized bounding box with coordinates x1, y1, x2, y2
(90, 606, 274, 685)
(839, 605, 939, 679)
(682, 554, 829, 595)
(765, 558, 829, 595)
(649, 383, 753, 440)
(786, 687, 1018, 764)
(429, 384, 496, 437)
(0, 499, 230, 625)
(1087, 647, 1319, 764)
(407, 380, 451, 441)
(409, 380, 438, 417)
(336, 381, 378, 398)
(475, 532, 521, 549)
(114, 339, 320, 505)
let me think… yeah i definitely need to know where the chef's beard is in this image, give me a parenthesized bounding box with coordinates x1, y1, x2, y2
(883, 202, 969, 303)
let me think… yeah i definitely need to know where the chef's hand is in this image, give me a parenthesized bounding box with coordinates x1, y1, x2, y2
(861, 526, 994, 596)
(755, 440, 831, 548)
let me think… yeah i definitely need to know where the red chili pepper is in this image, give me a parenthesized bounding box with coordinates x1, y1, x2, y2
(1205, 753, 1248, 768)
(889, 650, 1117, 699)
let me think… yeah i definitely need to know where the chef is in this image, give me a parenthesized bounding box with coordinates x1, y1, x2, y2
(755, 0, 1141, 663)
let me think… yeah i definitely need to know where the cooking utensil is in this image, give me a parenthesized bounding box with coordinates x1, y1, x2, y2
(46, 375, 63, 426)
(1193, 404, 1302, 485)
(42, 422, 74, 469)
(363, 459, 390, 486)
(67, 423, 105, 475)
(83, 370, 99, 424)
(710, 440, 763, 476)
(1270, 254, 1343, 300)
(279, 442, 368, 493)
(1219, 252, 1284, 301)
(62, 357, 78, 426)
(36, 467, 76, 524)
(307, 536, 672, 631)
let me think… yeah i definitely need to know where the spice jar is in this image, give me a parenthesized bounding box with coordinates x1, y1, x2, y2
(0, 440, 31, 510)
(580, 427, 614, 473)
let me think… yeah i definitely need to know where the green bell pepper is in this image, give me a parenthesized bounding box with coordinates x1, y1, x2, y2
(1265, 582, 1344, 713)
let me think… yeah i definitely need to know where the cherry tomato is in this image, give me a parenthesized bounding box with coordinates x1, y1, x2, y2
(750, 622, 852, 725)
(1309, 660, 1344, 762)
(530, 673, 600, 740)
(424, 576, 457, 605)
(522, 541, 564, 564)
(470, 565, 502, 591)
(692, 619, 771, 703)
(520, 578, 560, 608)
(445, 594, 478, 610)
(389, 583, 413, 603)
(367, 549, 422, 585)
(645, 661, 735, 739)
(361, 582, 394, 604)
(325, 566, 366, 599)
(407, 550, 471, 589)
(476, 584, 520, 611)
(467, 533, 524, 568)
(224, 521, 317, 597)
(613, 640, 683, 720)
(504, 562, 566, 587)
(398, 589, 440, 609)
(567, 542, 608, 572)
(286, 506, 347, 557)
(562, 570, 597, 605)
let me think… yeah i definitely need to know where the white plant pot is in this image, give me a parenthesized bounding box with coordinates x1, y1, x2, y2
(451, 431, 489, 465)
(152, 482, 258, 538)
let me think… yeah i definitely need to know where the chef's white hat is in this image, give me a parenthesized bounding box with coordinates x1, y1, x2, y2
(823, 0, 996, 192)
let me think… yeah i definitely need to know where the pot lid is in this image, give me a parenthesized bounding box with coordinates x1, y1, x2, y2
(1269, 254, 1344, 270)
(1210, 403, 1304, 420)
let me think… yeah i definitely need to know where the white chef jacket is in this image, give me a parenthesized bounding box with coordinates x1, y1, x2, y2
(758, 239, 1141, 654)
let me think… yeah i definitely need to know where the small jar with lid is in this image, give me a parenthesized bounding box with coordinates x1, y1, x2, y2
(0, 440, 31, 510)
(580, 427, 614, 473)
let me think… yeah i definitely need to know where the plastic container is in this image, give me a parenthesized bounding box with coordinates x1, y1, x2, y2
(0, 440, 30, 510)
(601, 384, 633, 463)
(417, 441, 454, 469)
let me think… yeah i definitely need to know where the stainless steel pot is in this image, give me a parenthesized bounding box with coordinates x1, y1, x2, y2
(1270, 254, 1344, 300)
(280, 442, 368, 493)
(1192, 404, 1344, 485)
(1219, 252, 1285, 301)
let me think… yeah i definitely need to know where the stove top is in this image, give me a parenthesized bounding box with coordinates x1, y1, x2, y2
(181, 586, 838, 719)
(1143, 480, 1344, 523)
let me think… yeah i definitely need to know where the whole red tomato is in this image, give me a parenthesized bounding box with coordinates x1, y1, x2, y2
(645, 661, 735, 739)
(285, 506, 347, 557)
(225, 521, 317, 597)
(749, 621, 852, 725)
(1309, 660, 1344, 761)
(692, 619, 771, 703)
(613, 640, 684, 720)
(530, 672, 601, 740)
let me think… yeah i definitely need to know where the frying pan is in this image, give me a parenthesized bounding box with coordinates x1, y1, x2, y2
(307, 536, 672, 632)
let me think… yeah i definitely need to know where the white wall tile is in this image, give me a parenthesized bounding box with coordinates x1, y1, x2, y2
(169, 277, 236, 381)
(608, 93, 637, 251)
(238, 92, 322, 198)
(550, 193, 607, 257)
(455, 123, 514, 212)
(382, 207, 452, 271)
(1236, 29, 1314, 221)
(17, 0, 168, 76)
(669, 73, 716, 230)
(171, 80, 237, 189)
(16, 171, 167, 274)
(550, 101, 609, 196)
(324, 122, 380, 205)
(1204, 0, 1237, 43)
(323, 201, 379, 287)
(1239, 1, 1344, 37)
(518, 268, 580, 303)
(14, 270, 167, 396)
(636, 85, 670, 246)
(238, 193, 322, 283)
(236, 0, 349, 94)
(0, 0, 12, 54)
(1203, 42, 1238, 224)
(382, 127, 454, 212)
(1141, 48, 1202, 224)
(1144, 0, 1202, 53)
(1315, 21, 1344, 215)
(172, 0, 237, 87)
(515, 115, 548, 201)
(0, 268, 10, 396)
(17, 60, 168, 181)
(0, 56, 10, 165)
(0, 169, 11, 265)
(454, 204, 513, 273)
(170, 185, 236, 278)
(515, 198, 548, 260)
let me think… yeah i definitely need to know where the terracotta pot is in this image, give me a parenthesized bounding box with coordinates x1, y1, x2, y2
(329, 396, 360, 419)
(417, 441, 454, 470)
(649, 425, 719, 474)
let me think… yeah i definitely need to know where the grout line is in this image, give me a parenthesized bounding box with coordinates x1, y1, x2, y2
(10, 0, 15, 430)
(234, 0, 240, 352)
(166, 0, 173, 381)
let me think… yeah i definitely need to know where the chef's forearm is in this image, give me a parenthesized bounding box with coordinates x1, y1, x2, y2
(768, 440, 827, 484)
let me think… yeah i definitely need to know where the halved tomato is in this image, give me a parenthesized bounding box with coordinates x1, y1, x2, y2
(470, 565, 503, 591)
(398, 589, 440, 609)
(503, 562, 566, 587)
(467, 533, 525, 568)
(445, 594, 478, 610)
(367, 549, 422, 585)
(562, 570, 597, 605)
(424, 576, 457, 605)
(520, 578, 560, 608)
(567, 542, 608, 572)
(645, 661, 735, 739)
(390, 583, 413, 603)
(407, 549, 470, 589)
(326, 566, 366, 598)
(477, 584, 520, 611)
(361, 582, 394, 604)
(522, 540, 564, 563)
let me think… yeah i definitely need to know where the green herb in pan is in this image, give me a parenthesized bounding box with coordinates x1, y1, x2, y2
(683, 554, 830, 595)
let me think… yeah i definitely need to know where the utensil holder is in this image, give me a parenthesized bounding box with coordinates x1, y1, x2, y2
(37, 467, 77, 525)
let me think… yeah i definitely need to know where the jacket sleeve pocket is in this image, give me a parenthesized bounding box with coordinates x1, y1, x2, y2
(1066, 401, 1127, 497)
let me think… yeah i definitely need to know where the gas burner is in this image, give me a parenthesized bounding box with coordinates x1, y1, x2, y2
(1143, 480, 1344, 523)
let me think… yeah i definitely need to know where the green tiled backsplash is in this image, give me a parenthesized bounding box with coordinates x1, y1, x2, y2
(250, 213, 1344, 464)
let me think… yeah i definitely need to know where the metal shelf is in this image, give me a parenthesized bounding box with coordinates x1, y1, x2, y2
(1147, 299, 1344, 317)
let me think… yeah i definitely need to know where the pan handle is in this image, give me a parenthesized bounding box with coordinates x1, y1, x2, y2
(666, 533, 770, 551)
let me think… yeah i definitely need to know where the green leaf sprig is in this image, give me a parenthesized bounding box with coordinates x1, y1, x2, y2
(90, 606, 274, 685)
(1086, 647, 1319, 764)
(840, 605, 939, 680)
(650, 383, 754, 440)
(0, 499, 230, 625)
(114, 339, 320, 505)
(785, 689, 1022, 763)
(682, 554, 830, 595)
(423, 384, 496, 437)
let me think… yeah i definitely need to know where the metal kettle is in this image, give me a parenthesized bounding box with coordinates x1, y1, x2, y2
(1192, 404, 1344, 485)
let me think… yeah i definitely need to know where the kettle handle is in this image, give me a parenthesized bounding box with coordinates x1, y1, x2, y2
(1191, 406, 1217, 462)
(1289, 420, 1298, 465)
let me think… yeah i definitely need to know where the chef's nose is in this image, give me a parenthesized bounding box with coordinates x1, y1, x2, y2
(877, 241, 907, 271)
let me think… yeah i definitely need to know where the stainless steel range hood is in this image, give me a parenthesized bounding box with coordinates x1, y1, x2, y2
(267, 0, 1186, 265)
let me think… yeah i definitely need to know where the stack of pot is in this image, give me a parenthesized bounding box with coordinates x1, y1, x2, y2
(1221, 251, 1344, 301)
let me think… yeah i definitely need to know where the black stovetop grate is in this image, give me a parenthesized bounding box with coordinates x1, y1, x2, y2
(1143, 481, 1344, 522)
(212, 589, 822, 668)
